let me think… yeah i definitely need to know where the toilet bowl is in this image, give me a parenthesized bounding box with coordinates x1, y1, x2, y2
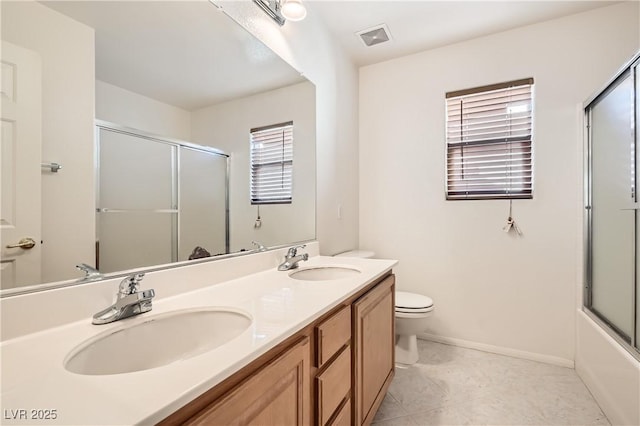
(335, 250, 435, 366)
(395, 291, 434, 365)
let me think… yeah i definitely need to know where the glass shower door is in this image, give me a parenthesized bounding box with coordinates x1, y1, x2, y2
(97, 129, 177, 273)
(636, 63, 640, 350)
(588, 68, 636, 342)
(179, 147, 229, 259)
(96, 123, 230, 274)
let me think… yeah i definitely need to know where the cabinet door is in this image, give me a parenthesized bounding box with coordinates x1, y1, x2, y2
(186, 337, 310, 425)
(353, 275, 395, 425)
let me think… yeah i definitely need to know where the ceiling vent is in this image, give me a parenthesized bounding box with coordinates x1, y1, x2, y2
(356, 24, 392, 47)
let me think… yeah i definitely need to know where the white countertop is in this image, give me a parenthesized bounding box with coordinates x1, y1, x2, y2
(0, 255, 396, 425)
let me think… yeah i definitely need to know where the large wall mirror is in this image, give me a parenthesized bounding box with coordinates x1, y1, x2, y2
(0, 0, 316, 296)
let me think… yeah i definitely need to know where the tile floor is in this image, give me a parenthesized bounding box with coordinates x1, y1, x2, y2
(372, 340, 609, 426)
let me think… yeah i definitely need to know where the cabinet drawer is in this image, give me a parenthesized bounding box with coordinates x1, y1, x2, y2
(317, 346, 351, 426)
(329, 398, 351, 426)
(316, 304, 351, 367)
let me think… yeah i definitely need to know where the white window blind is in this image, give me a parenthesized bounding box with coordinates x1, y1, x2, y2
(250, 121, 293, 204)
(446, 78, 534, 200)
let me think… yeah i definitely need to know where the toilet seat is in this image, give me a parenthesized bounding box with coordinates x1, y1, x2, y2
(395, 291, 433, 312)
(395, 308, 433, 319)
(395, 305, 434, 314)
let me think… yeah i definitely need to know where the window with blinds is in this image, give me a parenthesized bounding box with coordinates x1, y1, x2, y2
(250, 121, 293, 204)
(446, 78, 534, 200)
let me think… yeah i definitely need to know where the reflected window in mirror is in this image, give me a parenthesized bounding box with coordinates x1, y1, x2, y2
(250, 121, 294, 204)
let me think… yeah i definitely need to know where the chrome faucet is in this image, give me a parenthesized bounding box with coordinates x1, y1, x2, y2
(92, 273, 155, 325)
(278, 244, 309, 271)
(76, 263, 103, 282)
(251, 240, 267, 252)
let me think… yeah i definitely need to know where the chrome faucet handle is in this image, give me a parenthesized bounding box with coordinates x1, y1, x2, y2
(286, 244, 306, 258)
(75, 263, 103, 282)
(92, 273, 153, 325)
(118, 273, 145, 297)
(278, 245, 309, 271)
(251, 241, 267, 252)
(76, 263, 100, 275)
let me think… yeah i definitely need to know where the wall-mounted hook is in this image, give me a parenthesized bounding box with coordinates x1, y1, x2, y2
(41, 162, 62, 173)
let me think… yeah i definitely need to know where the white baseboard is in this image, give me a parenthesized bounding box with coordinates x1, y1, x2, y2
(418, 332, 575, 368)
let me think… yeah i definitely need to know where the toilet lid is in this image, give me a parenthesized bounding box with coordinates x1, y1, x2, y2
(396, 291, 433, 310)
(334, 250, 375, 258)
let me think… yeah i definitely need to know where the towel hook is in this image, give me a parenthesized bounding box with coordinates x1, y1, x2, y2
(41, 162, 62, 173)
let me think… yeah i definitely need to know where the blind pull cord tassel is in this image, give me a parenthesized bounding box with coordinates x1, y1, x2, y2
(503, 200, 522, 235)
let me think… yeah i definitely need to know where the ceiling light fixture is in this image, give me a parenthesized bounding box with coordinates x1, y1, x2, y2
(281, 0, 307, 22)
(252, 0, 306, 26)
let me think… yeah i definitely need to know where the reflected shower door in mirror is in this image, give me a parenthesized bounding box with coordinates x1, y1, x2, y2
(1, 0, 316, 295)
(96, 124, 229, 274)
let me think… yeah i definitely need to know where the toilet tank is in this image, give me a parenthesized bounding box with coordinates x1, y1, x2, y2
(334, 250, 376, 259)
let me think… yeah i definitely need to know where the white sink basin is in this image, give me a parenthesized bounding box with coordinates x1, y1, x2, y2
(289, 266, 361, 281)
(64, 308, 252, 375)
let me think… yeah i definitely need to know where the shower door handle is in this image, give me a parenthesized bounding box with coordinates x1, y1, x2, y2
(620, 203, 640, 210)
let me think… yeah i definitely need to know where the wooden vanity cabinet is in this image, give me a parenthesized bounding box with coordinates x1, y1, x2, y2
(158, 333, 313, 426)
(353, 274, 395, 425)
(178, 336, 310, 426)
(158, 273, 395, 426)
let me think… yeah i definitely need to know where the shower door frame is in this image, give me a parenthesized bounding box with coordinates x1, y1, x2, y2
(95, 120, 230, 269)
(584, 51, 640, 360)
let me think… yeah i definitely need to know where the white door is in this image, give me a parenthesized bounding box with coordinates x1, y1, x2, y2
(1, 41, 42, 290)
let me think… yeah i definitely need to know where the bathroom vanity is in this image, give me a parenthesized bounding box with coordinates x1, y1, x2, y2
(159, 273, 395, 426)
(0, 250, 396, 425)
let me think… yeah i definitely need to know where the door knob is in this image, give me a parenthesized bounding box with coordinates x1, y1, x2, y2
(6, 237, 37, 249)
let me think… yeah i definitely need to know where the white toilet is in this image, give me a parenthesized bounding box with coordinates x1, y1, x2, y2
(394, 291, 434, 365)
(335, 250, 435, 366)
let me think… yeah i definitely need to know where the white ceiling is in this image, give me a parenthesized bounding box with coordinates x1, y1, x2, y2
(40, 1, 619, 109)
(309, 1, 620, 66)
(43, 1, 305, 111)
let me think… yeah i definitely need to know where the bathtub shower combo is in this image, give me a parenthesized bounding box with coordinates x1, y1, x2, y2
(584, 52, 640, 359)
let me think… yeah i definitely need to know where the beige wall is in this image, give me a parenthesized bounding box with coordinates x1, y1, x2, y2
(96, 80, 191, 141)
(2, 1, 95, 283)
(191, 81, 316, 252)
(358, 1, 639, 364)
